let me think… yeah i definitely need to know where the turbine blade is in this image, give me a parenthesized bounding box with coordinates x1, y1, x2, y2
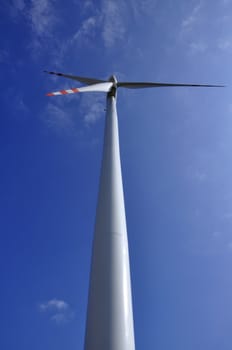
(46, 88, 80, 96)
(78, 82, 113, 92)
(46, 82, 113, 96)
(44, 70, 107, 85)
(118, 82, 225, 89)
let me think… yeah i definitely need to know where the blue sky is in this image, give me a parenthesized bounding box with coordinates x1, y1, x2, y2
(0, 0, 232, 349)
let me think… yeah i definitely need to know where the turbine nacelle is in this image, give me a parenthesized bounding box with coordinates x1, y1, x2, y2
(109, 75, 118, 85)
(108, 75, 117, 97)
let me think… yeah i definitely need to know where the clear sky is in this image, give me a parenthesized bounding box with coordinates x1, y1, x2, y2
(0, 0, 232, 349)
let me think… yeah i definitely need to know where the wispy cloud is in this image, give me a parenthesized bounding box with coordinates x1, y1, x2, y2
(212, 231, 222, 238)
(39, 298, 74, 325)
(218, 38, 232, 51)
(8, 0, 126, 61)
(27, 0, 58, 56)
(9, 0, 26, 18)
(9, 0, 57, 57)
(3, 88, 30, 117)
(181, 3, 202, 32)
(193, 170, 207, 182)
(178, 2, 211, 55)
(191, 228, 232, 256)
(80, 93, 105, 125)
(12, 0, 25, 11)
(128, 0, 157, 18)
(68, 0, 132, 51)
(188, 41, 208, 54)
(223, 212, 232, 220)
(228, 241, 232, 251)
(15, 95, 29, 114)
(67, 0, 126, 50)
(43, 102, 75, 133)
(186, 166, 208, 183)
(50, 313, 71, 324)
(42, 90, 104, 137)
(13, 0, 156, 67)
(0, 49, 9, 63)
(39, 299, 69, 311)
(27, 0, 56, 37)
(101, 0, 126, 48)
(82, 0, 95, 13)
(71, 16, 99, 47)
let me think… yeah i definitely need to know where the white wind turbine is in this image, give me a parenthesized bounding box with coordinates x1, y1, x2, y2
(45, 70, 223, 350)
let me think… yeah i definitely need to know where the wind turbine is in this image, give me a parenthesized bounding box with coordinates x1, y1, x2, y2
(44, 71, 223, 350)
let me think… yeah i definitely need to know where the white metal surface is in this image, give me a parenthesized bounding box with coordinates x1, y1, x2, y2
(78, 82, 113, 92)
(84, 96, 135, 350)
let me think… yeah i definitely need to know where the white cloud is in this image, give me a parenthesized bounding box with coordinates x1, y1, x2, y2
(81, 0, 95, 14)
(50, 313, 71, 324)
(71, 16, 98, 45)
(223, 212, 232, 220)
(16, 96, 29, 113)
(39, 298, 74, 325)
(218, 38, 232, 51)
(28, 0, 56, 37)
(186, 166, 208, 183)
(80, 93, 105, 125)
(12, 0, 25, 11)
(9, 0, 57, 57)
(3, 88, 30, 117)
(0, 49, 9, 63)
(128, 0, 157, 18)
(8, 0, 26, 18)
(101, 0, 126, 48)
(39, 298, 69, 311)
(52, 13, 100, 64)
(27, 0, 58, 56)
(188, 41, 208, 54)
(178, 3, 210, 55)
(42, 93, 104, 135)
(181, 3, 202, 31)
(44, 102, 75, 132)
(194, 170, 207, 182)
(68, 0, 127, 49)
(228, 104, 232, 114)
(10, 0, 55, 36)
(212, 231, 222, 238)
(26, 0, 156, 65)
(70, 0, 128, 49)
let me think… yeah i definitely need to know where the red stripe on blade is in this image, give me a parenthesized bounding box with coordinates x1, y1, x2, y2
(46, 93, 54, 96)
(71, 88, 79, 93)
(60, 90, 68, 95)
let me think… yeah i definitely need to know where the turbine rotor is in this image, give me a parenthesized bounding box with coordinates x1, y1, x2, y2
(44, 70, 224, 97)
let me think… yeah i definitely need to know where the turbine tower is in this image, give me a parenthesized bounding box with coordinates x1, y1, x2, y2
(45, 70, 223, 350)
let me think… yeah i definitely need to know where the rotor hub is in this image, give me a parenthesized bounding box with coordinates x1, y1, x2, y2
(108, 75, 117, 97)
(109, 75, 117, 85)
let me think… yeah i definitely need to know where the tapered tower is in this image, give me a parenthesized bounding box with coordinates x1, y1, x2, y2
(84, 93, 135, 350)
